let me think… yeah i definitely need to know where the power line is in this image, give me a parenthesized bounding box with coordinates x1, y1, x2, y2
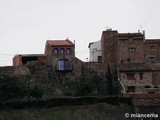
(75, 49, 88, 52)
(0, 54, 14, 56)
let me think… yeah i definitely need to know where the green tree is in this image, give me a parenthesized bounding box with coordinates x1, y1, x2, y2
(91, 73, 103, 94)
(29, 85, 44, 99)
(75, 75, 94, 96)
(107, 65, 113, 95)
(0, 74, 29, 101)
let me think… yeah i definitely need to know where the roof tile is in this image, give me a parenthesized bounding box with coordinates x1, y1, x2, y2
(47, 39, 74, 46)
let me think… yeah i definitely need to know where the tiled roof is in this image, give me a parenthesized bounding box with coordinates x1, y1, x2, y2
(47, 39, 74, 46)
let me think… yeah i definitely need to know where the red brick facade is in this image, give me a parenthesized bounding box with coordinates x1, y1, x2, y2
(13, 54, 47, 66)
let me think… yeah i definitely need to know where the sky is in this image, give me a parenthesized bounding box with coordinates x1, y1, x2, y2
(0, 0, 160, 66)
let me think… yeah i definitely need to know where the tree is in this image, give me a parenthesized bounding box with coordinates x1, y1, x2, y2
(107, 65, 113, 95)
(75, 75, 94, 96)
(91, 73, 103, 94)
(29, 85, 44, 99)
(0, 74, 29, 101)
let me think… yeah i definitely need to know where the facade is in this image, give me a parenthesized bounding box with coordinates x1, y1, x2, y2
(144, 39, 160, 63)
(44, 39, 83, 82)
(45, 39, 75, 71)
(89, 29, 160, 94)
(13, 39, 82, 82)
(118, 32, 145, 64)
(88, 41, 102, 62)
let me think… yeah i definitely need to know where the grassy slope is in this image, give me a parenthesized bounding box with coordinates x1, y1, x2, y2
(0, 103, 132, 120)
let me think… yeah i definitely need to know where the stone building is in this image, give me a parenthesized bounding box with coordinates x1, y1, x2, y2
(144, 39, 160, 63)
(89, 29, 160, 94)
(12, 39, 82, 83)
(11, 29, 160, 94)
(44, 39, 82, 82)
(45, 39, 75, 71)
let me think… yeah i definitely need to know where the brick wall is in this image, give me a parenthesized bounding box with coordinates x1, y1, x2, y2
(118, 33, 144, 63)
(144, 40, 160, 63)
(13, 55, 22, 66)
(0, 66, 30, 77)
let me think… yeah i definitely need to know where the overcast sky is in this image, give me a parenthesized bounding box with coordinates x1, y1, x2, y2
(0, 0, 160, 66)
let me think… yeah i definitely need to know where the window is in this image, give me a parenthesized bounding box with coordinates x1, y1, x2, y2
(58, 59, 69, 70)
(128, 48, 136, 53)
(139, 73, 143, 80)
(127, 73, 135, 80)
(127, 58, 131, 62)
(145, 86, 151, 88)
(60, 48, 65, 54)
(150, 45, 156, 51)
(128, 37, 133, 43)
(66, 48, 71, 54)
(53, 48, 58, 54)
(149, 56, 156, 63)
(127, 86, 135, 93)
(97, 56, 102, 62)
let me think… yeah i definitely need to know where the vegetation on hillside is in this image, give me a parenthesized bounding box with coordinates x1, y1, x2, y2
(0, 73, 44, 101)
(0, 61, 122, 103)
(0, 103, 133, 120)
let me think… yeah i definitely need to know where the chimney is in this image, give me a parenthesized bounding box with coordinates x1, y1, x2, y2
(143, 30, 145, 41)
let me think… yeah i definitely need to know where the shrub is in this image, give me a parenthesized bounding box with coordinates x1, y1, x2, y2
(29, 85, 44, 99)
(0, 74, 29, 101)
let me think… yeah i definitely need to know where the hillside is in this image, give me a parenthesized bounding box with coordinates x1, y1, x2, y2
(0, 103, 132, 120)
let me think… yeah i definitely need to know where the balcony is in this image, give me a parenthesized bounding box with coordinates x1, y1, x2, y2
(55, 60, 73, 72)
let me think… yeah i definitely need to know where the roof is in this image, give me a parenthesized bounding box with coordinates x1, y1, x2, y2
(46, 39, 74, 47)
(88, 41, 100, 48)
(14, 54, 46, 57)
(118, 32, 143, 36)
(144, 39, 160, 43)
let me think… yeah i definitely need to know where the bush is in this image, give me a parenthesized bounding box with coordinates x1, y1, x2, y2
(0, 74, 29, 101)
(29, 85, 44, 99)
(74, 75, 94, 96)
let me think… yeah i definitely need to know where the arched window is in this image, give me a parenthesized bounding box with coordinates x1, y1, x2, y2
(66, 48, 71, 54)
(60, 48, 65, 54)
(53, 48, 58, 54)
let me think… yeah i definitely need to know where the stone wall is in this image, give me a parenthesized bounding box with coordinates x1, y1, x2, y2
(132, 94, 160, 115)
(120, 71, 153, 93)
(82, 62, 106, 77)
(132, 94, 160, 106)
(152, 71, 160, 86)
(0, 66, 30, 77)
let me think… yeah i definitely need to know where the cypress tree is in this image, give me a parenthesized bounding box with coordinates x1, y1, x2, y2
(107, 65, 113, 95)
